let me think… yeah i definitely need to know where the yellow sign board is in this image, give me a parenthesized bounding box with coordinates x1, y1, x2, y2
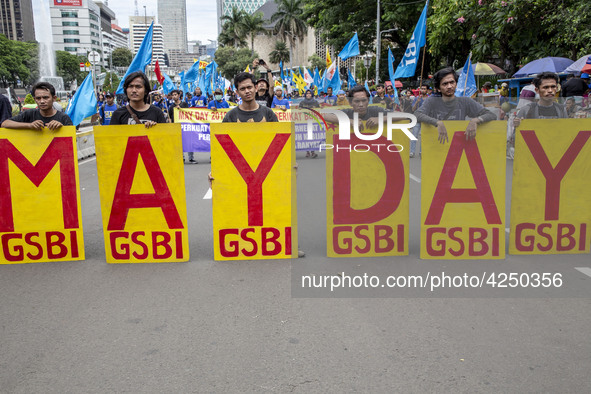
(421, 122, 506, 259)
(326, 122, 409, 257)
(211, 122, 297, 260)
(510, 119, 591, 254)
(0, 127, 84, 263)
(94, 124, 189, 263)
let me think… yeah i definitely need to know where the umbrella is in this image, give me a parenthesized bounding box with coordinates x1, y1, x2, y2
(564, 54, 591, 74)
(513, 56, 574, 78)
(473, 62, 507, 75)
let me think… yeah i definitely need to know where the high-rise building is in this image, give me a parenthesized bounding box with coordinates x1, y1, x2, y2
(110, 23, 128, 50)
(157, 0, 187, 52)
(216, 0, 267, 35)
(50, 0, 103, 60)
(129, 16, 165, 66)
(0, 0, 35, 41)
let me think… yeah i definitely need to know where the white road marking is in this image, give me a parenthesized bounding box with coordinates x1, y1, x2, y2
(78, 157, 96, 165)
(505, 228, 510, 233)
(575, 267, 591, 278)
(409, 174, 421, 183)
(203, 188, 212, 199)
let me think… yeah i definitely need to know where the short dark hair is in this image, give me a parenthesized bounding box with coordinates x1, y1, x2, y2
(170, 89, 181, 96)
(348, 85, 370, 98)
(533, 72, 559, 88)
(31, 82, 56, 97)
(433, 67, 458, 89)
(421, 82, 430, 89)
(123, 71, 151, 103)
(234, 72, 256, 89)
(376, 83, 384, 89)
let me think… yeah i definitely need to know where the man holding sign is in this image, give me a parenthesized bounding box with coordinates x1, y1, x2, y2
(2, 82, 73, 130)
(415, 67, 496, 143)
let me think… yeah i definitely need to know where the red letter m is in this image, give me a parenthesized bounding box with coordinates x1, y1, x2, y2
(0, 137, 78, 232)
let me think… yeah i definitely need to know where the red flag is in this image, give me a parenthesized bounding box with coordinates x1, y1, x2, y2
(154, 60, 164, 85)
(581, 56, 591, 75)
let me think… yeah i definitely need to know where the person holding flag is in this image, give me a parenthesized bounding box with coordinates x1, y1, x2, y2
(99, 92, 118, 125)
(191, 87, 208, 108)
(208, 88, 229, 110)
(110, 71, 167, 127)
(2, 82, 73, 129)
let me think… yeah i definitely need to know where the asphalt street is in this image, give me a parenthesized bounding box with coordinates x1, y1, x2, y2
(0, 149, 590, 393)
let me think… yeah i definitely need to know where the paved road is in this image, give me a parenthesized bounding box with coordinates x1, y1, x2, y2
(0, 151, 589, 393)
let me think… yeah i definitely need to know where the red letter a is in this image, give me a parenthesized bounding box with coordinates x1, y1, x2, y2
(107, 136, 183, 231)
(215, 133, 290, 226)
(425, 131, 501, 225)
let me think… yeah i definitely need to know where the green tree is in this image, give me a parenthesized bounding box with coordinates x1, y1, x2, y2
(269, 41, 291, 65)
(101, 72, 120, 93)
(271, 0, 308, 67)
(243, 12, 267, 55)
(56, 50, 83, 86)
(110, 47, 133, 68)
(0, 34, 37, 86)
(219, 6, 248, 48)
(214, 46, 258, 80)
(308, 54, 326, 71)
(24, 93, 35, 104)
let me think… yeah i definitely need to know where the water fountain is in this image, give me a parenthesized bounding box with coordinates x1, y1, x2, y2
(34, 0, 66, 96)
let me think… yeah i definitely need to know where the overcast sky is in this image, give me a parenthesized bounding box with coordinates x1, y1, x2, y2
(36, 0, 219, 44)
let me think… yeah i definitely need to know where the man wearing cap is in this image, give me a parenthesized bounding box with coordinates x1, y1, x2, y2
(561, 73, 590, 98)
(208, 88, 229, 110)
(271, 86, 290, 111)
(99, 92, 118, 126)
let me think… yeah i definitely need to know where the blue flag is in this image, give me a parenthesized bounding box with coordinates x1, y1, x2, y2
(178, 71, 186, 93)
(162, 72, 176, 95)
(184, 60, 200, 84)
(393, 1, 428, 79)
(365, 80, 370, 95)
(338, 32, 360, 61)
(280, 61, 285, 86)
(388, 48, 400, 105)
(66, 71, 97, 126)
(313, 67, 321, 88)
(348, 70, 357, 88)
(328, 68, 342, 92)
(204, 61, 217, 95)
(116, 22, 153, 94)
(198, 69, 207, 94)
(455, 53, 477, 97)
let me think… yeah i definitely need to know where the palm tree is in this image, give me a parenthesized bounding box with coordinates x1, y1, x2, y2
(242, 12, 267, 55)
(269, 41, 290, 65)
(220, 6, 247, 48)
(271, 0, 307, 68)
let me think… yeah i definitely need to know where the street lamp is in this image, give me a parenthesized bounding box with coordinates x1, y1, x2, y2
(363, 54, 371, 82)
(375, 28, 397, 84)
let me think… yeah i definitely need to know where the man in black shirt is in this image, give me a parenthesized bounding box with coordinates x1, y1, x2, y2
(2, 82, 73, 130)
(222, 72, 278, 123)
(110, 71, 167, 127)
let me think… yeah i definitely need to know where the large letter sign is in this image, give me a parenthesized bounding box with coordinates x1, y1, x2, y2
(0, 127, 84, 263)
(421, 122, 506, 259)
(95, 125, 189, 263)
(510, 119, 591, 255)
(326, 121, 409, 257)
(211, 122, 297, 260)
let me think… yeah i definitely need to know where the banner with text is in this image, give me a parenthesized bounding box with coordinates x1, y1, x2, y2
(176, 107, 325, 152)
(510, 119, 591, 255)
(0, 127, 84, 263)
(421, 122, 506, 259)
(327, 122, 409, 257)
(211, 122, 297, 260)
(95, 124, 189, 263)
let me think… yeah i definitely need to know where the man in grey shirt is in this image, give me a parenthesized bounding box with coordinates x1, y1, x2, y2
(415, 67, 496, 143)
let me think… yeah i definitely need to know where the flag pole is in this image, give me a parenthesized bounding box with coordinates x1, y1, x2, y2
(419, 45, 426, 87)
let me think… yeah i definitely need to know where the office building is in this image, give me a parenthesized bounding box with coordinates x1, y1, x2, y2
(50, 0, 102, 60)
(0, 0, 35, 41)
(157, 0, 187, 52)
(129, 16, 165, 66)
